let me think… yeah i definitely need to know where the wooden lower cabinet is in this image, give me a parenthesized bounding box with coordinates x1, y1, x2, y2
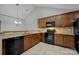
(55, 34, 75, 49)
(24, 35, 32, 51)
(24, 33, 43, 51)
(55, 34, 63, 46)
(63, 35, 75, 49)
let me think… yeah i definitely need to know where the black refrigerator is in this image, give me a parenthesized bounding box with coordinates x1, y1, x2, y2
(73, 18, 79, 53)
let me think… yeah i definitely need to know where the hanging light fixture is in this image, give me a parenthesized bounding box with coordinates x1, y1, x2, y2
(14, 4, 22, 25)
(16, 4, 19, 18)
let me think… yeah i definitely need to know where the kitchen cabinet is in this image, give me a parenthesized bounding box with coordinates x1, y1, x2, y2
(38, 16, 55, 28)
(74, 11, 79, 19)
(55, 15, 64, 27)
(38, 18, 46, 28)
(33, 33, 43, 44)
(55, 34, 63, 46)
(63, 35, 75, 49)
(24, 35, 32, 51)
(63, 12, 73, 27)
(55, 34, 75, 49)
(24, 33, 43, 51)
(46, 16, 56, 22)
(38, 11, 79, 27)
(55, 12, 73, 27)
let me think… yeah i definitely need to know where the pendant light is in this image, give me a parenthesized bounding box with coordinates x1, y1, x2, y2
(14, 4, 22, 25)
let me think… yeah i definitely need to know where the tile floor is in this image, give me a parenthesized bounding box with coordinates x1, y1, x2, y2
(22, 42, 78, 55)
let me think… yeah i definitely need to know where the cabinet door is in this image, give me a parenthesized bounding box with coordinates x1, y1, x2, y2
(63, 35, 75, 49)
(24, 35, 32, 51)
(24, 33, 43, 51)
(31, 34, 37, 46)
(55, 15, 64, 27)
(55, 34, 63, 46)
(74, 11, 79, 19)
(46, 16, 56, 22)
(63, 13, 73, 27)
(38, 19, 46, 28)
(36, 33, 43, 43)
(32, 33, 43, 45)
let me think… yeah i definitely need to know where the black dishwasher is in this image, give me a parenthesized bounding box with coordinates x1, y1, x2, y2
(4, 36, 24, 55)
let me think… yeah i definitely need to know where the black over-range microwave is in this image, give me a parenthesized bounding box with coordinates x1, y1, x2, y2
(46, 22, 55, 27)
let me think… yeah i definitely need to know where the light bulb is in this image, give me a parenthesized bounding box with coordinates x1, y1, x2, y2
(18, 21, 22, 24)
(14, 21, 18, 24)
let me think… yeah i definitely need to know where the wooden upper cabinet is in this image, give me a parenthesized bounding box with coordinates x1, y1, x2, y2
(38, 16, 56, 28)
(74, 11, 79, 19)
(55, 15, 64, 27)
(46, 16, 56, 22)
(63, 35, 75, 49)
(63, 12, 73, 27)
(38, 11, 74, 28)
(55, 12, 73, 27)
(55, 34, 63, 46)
(38, 18, 46, 28)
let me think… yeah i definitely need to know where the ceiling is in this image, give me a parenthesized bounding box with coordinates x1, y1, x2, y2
(36, 4, 79, 10)
(0, 4, 35, 19)
(0, 4, 79, 19)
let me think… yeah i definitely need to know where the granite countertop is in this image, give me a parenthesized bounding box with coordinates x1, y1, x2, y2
(1, 27, 74, 39)
(55, 33, 74, 35)
(2, 30, 46, 39)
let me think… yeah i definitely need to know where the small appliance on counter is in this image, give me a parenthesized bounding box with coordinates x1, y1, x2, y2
(44, 29, 55, 45)
(73, 18, 79, 53)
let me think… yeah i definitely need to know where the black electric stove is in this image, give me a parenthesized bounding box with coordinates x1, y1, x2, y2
(44, 30, 55, 45)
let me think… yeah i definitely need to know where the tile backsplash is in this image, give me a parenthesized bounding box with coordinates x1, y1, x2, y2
(44, 27, 74, 35)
